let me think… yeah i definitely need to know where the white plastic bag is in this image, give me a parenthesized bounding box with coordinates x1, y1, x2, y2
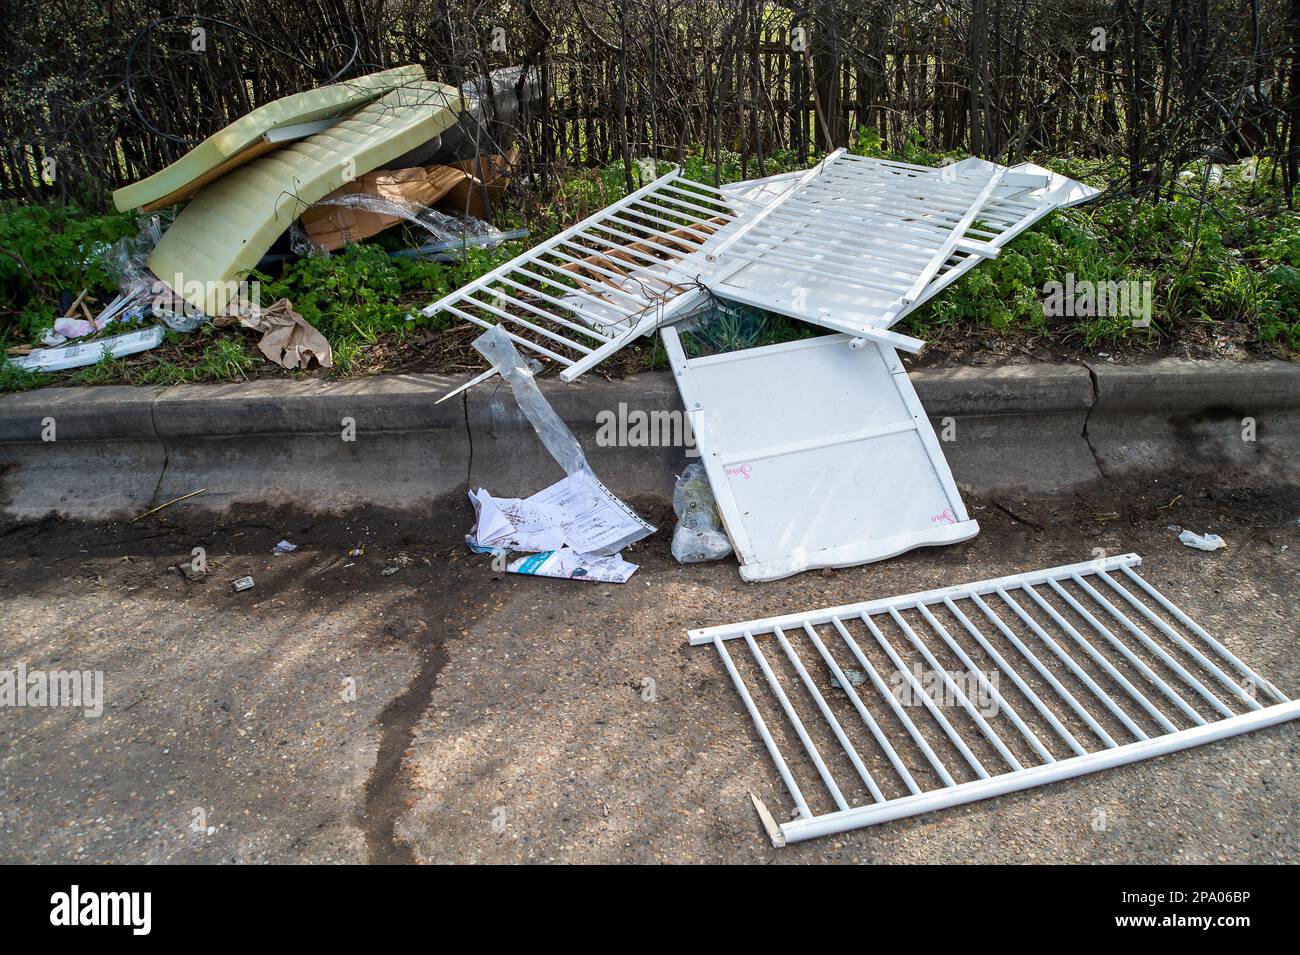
(671, 463, 732, 563)
(1179, 529, 1226, 551)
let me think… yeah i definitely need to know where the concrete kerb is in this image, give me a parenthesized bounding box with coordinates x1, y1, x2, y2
(1084, 359, 1300, 485)
(0, 359, 1296, 521)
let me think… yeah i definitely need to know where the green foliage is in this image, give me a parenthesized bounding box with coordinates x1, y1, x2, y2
(0, 202, 136, 343)
(905, 163, 1296, 349)
(192, 336, 257, 381)
(0, 360, 50, 392)
(1259, 265, 1300, 348)
(677, 301, 815, 358)
(850, 126, 963, 168)
(2, 150, 1296, 394)
(248, 240, 520, 367)
(67, 346, 128, 386)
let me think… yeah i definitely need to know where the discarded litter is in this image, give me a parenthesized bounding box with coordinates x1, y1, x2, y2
(469, 476, 651, 557)
(272, 540, 298, 555)
(232, 576, 255, 592)
(422, 167, 742, 382)
(662, 325, 977, 580)
(149, 77, 463, 318)
(214, 298, 332, 371)
(112, 65, 424, 213)
(390, 227, 529, 262)
(9, 64, 547, 377)
(468, 486, 565, 553)
(670, 463, 732, 563)
(423, 150, 1099, 584)
(507, 547, 638, 583)
(1179, 530, 1226, 551)
(828, 668, 868, 691)
(381, 555, 417, 576)
(300, 159, 512, 252)
(459, 324, 653, 584)
(689, 553, 1297, 844)
(470, 324, 654, 557)
(9, 326, 166, 372)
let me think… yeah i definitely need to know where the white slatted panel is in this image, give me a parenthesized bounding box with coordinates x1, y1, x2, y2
(690, 555, 1298, 845)
(703, 152, 1011, 337)
(421, 169, 745, 382)
(424, 156, 1099, 382)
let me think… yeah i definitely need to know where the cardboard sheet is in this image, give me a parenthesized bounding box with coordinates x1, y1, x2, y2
(300, 165, 473, 251)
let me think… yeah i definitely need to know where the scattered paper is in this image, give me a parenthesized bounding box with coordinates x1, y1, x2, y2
(463, 323, 654, 584)
(468, 487, 567, 553)
(1179, 529, 1226, 551)
(273, 539, 298, 554)
(468, 474, 653, 557)
(507, 547, 638, 583)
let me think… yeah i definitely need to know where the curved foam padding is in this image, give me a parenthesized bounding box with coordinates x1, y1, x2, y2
(113, 65, 426, 212)
(148, 80, 463, 317)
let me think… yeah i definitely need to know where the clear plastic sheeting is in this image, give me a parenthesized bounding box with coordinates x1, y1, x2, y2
(474, 323, 589, 476)
(671, 463, 733, 563)
(105, 213, 168, 290)
(472, 324, 654, 556)
(310, 192, 501, 248)
(390, 227, 529, 261)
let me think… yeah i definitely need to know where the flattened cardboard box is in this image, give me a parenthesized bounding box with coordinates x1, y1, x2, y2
(301, 148, 519, 250)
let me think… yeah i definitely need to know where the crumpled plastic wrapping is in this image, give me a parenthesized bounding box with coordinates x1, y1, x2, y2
(104, 213, 167, 290)
(100, 211, 211, 333)
(471, 323, 653, 556)
(315, 192, 500, 243)
(298, 160, 513, 255)
(670, 462, 733, 563)
(474, 324, 591, 476)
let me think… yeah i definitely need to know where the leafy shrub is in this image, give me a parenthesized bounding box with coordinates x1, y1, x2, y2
(0, 202, 135, 342)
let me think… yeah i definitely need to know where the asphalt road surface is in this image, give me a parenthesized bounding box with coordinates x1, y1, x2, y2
(1, 476, 1295, 863)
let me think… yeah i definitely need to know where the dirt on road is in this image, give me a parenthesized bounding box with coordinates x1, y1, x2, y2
(0, 476, 1296, 863)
